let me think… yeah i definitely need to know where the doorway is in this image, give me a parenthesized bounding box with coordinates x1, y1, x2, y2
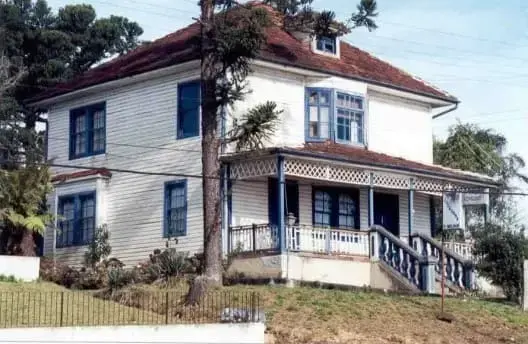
(374, 192, 400, 236)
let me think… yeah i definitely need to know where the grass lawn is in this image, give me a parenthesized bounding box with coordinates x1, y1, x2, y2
(141, 281, 528, 344)
(0, 281, 162, 328)
(2, 281, 527, 344)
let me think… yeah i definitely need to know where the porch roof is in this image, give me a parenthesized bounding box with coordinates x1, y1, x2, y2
(222, 142, 499, 187)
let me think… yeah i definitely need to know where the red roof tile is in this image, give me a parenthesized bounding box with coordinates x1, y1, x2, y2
(51, 168, 112, 183)
(281, 142, 496, 185)
(31, 4, 456, 103)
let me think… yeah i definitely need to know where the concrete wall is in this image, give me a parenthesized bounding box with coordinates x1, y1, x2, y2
(281, 253, 371, 287)
(0, 256, 40, 282)
(0, 324, 265, 344)
(228, 255, 282, 278)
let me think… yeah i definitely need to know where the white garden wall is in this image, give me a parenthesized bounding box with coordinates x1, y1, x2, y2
(0, 324, 265, 344)
(0, 256, 40, 281)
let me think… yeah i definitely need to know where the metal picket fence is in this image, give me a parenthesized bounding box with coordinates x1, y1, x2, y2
(0, 290, 262, 328)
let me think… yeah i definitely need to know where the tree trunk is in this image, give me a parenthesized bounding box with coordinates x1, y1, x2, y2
(0, 226, 36, 256)
(186, 0, 222, 305)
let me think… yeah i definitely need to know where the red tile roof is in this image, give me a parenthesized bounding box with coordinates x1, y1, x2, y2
(280, 142, 496, 185)
(51, 168, 112, 183)
(31, 3, 456, 103)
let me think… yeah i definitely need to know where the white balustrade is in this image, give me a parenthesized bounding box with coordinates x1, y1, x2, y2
(445, 241, 474, 261)
(286, 225, 369, 256)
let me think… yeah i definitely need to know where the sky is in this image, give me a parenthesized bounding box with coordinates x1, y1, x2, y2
(47, 0, 528, 222)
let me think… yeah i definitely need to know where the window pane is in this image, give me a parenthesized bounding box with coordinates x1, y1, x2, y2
(75, 115, 86, 133)
(167, 183, 186, 236)
(319, 91, 330, 105)
(338, 194, 356, 229)
(309, 91, 318, 104)
(178, 82, 200, 138)
(310, 122, 318, 137)
(309, 106, 318, 121)
(319, 107, 329, 139)
(93, 110, 104, 129)
(93, 129, 105, 152)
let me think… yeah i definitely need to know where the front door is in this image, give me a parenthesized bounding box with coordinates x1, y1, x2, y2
(374, 192, 400, 236)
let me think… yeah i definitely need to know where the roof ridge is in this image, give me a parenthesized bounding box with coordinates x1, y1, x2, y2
(340, 39, 457, 101)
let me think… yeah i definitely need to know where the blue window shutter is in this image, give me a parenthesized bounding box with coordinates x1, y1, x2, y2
(163, 183, 170, 237)
(182, 180, 188, 235)
(177, 81, 200, 139)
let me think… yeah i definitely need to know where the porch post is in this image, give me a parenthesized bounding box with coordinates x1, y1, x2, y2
(368, 172, 374, 227)
(222, 163, 230, 257)
(277, 155, 286, 252)
(408, 178, 414, 245)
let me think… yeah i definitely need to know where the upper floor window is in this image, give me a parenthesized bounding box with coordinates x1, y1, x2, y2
(164, 180, 187, 237)
(305, 88, 365, 145)
(57, 191, 96, 248)
(316, 36, 337, 55)
(306, 88, 331, 141)
(336, 93, 364, 144)
(69, 102, 106, 159)
(177, 81, 200, 139)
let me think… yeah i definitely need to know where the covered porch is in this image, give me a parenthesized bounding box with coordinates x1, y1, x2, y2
(220, 143, 496, 292)
(221, 143, 495, 256)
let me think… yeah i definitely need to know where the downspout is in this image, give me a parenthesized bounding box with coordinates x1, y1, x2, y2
(432, 102, 458, 120)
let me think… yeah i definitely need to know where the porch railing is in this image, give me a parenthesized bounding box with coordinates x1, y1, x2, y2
(228, 224, 279, 254)
(370, 225, 430, 292)
(227, 224, 369, 256)
(444, 240, 474, 261)
(286, 225, 370, 256)
(411, 233, 475, 290)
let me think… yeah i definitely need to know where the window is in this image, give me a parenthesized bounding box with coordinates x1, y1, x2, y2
(57, 192, 96, 248)
(306, 88, 332, 141)
(305, 88, 365, 145)
(177, 81, 200, 139)
(314, 190, 332, 227)
(312, 187, 359, 229)
(69, 103, 106, 159)
(316, 36, 337, 54)
(336, 93, 364, 144)
(164, 180, 187, 237)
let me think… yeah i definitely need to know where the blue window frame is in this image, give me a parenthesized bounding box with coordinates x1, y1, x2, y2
(69, 102, 106, 159)
(164, 180, 187, 237)
(306, 88, 332, 141)
(305, 88, 365, 145)
(177, 81, 200, 139)
(336, 92, 364, 144)
(312, 187, 359, 229)
(57, 191, 96, 248)
(316, 36, 337, 54)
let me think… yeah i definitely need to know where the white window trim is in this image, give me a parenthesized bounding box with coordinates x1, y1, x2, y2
(311, 36, 341, 59)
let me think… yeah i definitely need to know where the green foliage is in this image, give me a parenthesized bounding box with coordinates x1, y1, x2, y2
(0, 274, 19, 282)
(84, 224, 112, 268)
(433, 123, 527, 223)
(264, 0, 378, 37)
(148, 248, 191, 281)
(472, 223, 528, 302)
(107, 267, 134, 291)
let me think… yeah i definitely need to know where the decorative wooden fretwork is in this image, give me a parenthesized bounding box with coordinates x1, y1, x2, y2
(284, 159, 370, 185)
(372, 173, 411, 189)
(230, 158, 277, 179)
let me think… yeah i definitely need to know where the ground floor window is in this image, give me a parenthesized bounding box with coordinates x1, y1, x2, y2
(57, 191, 96, 247)
(312, 187, 359, 229)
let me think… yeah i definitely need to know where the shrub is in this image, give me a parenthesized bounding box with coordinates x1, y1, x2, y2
(84, 224, 112, 268)
(39, 256, 80, 288)
(149, 248, 191, 280)
(472, 223, 528, 303)
(71, 265, 108, 290)
(108, 267, 134, 291)
(0, 274, 18, 282)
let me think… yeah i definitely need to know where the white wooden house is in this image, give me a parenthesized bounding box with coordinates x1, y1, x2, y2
(31, 3, 497, 293)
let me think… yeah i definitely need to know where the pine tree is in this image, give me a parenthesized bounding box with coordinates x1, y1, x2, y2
(188, 0, 378, 302)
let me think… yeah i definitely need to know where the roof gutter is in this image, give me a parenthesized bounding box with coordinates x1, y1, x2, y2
(432, 102, 458, 120)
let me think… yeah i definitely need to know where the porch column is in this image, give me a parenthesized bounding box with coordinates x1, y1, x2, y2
(368, 172, 374, 227)
(408, 178, 414, 245)
(277, 155, 286, 252)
